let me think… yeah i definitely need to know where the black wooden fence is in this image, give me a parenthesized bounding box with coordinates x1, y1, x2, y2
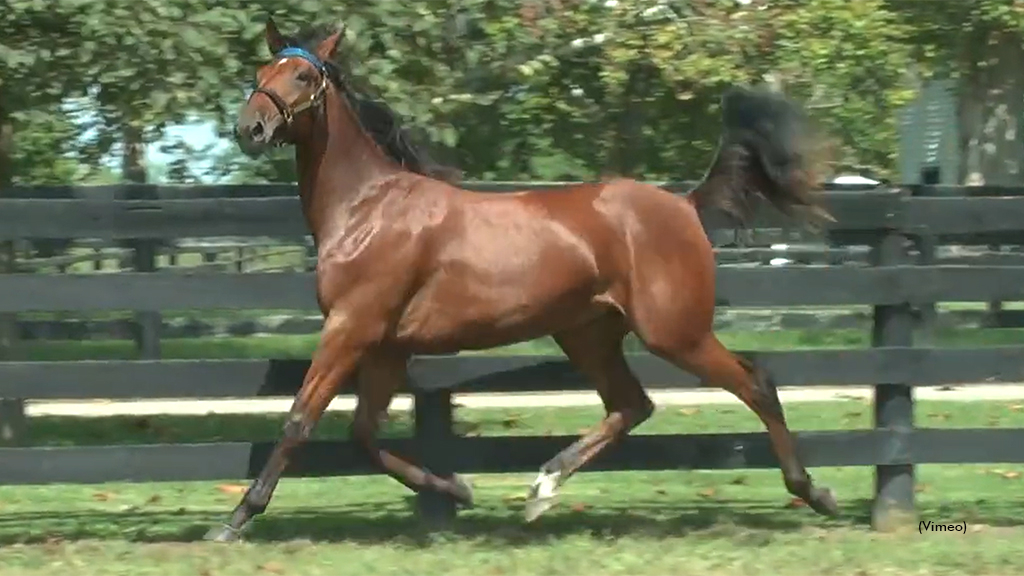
(4, 181, 1024, 531)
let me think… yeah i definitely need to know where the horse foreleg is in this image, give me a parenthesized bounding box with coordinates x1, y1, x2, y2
(204, 310, 368, 542)
(524, 315, 654, 522)
(350, 348, 474, 507)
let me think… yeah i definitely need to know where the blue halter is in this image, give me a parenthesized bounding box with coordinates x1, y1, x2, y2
(274, 47, 327, 75)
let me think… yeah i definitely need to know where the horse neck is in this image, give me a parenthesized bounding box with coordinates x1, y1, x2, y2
(294, 86, 400, 246)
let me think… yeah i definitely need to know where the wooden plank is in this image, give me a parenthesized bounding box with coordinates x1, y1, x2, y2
(0, 198, 306, 240)
(409, 347, 1024, 392)
(0, 272, 318, 312)
(5, 264, 1024, 312)
(907, 197, 1024, 234)
(717, 265, 1024, 306)
(0, 190, 903, 240)
(2, 427, 1023, 485)
(24, 184, 1024, 239)
(3, 180, 882, 200)
(3, 346, 1024, 399)
(0, 360, 277, 399)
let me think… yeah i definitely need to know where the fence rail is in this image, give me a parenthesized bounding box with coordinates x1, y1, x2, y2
(4, 182, 1024, 530)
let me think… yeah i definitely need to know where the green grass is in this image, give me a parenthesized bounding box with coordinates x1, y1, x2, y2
(13, 326, 1024, 361)
(5, 400, 1024, 575)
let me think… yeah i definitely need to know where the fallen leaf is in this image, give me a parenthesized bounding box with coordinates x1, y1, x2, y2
(729, 476, 748, 485)
(914, 483, 930, 493)
(1002, 471, 1021, 480)
(570, 503, 587, 513)
(1010, 404, 1024, 412)
(92, 492, 114, 501)
(259, 562, 285, 574)
(697, 487, 716, 498)
(679, 408, 700, 416)
(146, 494, 162, 504)
(216, 484, 248, 495)
(785, 497, 807, 509)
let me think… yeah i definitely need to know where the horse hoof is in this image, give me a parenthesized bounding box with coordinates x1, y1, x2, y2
(451, 473, 475, 509)
(808, 486, 839, 517)
(523, 470, 561, 523)
(524, 495, 558, 523)
(204, 524, 244, 543)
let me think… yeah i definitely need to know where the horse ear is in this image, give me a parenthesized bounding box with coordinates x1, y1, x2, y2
(315, 26, 345, 61)
(265, 15, 286, 55)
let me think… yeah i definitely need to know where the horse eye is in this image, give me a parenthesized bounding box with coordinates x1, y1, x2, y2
(297, 72, 316, 84)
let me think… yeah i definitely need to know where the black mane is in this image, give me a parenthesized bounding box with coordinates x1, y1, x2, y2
(284, 25, 461, 182)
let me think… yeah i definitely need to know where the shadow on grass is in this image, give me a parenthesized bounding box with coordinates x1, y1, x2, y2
(0, 496, 880, 546)
(5, 495, 1024, 546)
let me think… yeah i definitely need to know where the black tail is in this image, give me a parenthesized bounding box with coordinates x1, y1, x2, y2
(689, 86, 833, 229)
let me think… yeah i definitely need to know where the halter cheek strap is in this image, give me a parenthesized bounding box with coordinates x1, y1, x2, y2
(249, 46, 330, 129)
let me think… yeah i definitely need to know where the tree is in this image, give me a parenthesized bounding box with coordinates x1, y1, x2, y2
(889, 0, 1024, 186)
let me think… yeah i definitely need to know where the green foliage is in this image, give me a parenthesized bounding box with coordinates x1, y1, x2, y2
(0, 0, 984, 186)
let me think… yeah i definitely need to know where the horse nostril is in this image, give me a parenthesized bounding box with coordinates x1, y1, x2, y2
(250, 120, 265, 140)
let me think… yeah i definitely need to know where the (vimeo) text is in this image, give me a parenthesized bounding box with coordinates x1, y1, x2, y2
(918, 521, 967, 534)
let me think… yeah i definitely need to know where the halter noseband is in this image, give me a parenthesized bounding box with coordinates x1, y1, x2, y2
(249, 46, 330, 130)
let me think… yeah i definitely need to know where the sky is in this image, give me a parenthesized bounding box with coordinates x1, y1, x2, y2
(147, 120, 232, 182)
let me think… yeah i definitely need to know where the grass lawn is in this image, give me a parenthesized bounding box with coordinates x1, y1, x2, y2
(3, 400, 1024, 575)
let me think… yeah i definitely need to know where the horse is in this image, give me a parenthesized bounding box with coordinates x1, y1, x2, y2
(206, 16, 839, 542)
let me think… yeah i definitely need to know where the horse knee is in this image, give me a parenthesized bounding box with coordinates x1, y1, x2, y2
(283, 410, 315, 441)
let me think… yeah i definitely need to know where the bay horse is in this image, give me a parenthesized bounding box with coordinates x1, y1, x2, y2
(206, 17, 839, 542)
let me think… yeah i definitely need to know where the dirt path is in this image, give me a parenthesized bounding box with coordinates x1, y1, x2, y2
(24, 383, 1024, 417)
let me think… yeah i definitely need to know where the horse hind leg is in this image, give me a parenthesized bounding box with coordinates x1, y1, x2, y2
(642, 331, 838, 516)
(350, 348, 473, 506)
(524, 313, 655, 522)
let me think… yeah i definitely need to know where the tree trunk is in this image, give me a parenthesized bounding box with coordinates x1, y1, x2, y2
(0, 100, 20, 362)
(958, 31, 1024, 186)
(122, 121, 162, 359)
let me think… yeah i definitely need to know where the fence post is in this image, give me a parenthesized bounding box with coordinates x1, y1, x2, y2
(0, 239, 26, 446)
(870, 231, 916, 531)
(127, 187, 161, 360)
(414, 389, 457, 527)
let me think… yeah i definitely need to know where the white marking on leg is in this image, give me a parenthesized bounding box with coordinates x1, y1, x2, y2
(524, 469, 561, 522)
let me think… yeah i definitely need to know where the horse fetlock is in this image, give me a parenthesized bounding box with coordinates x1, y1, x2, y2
(783, 470, 839, 516)
(203, 521, 249, 543)
(524, 469, 562, 522)
(450, 473, 475, 508)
